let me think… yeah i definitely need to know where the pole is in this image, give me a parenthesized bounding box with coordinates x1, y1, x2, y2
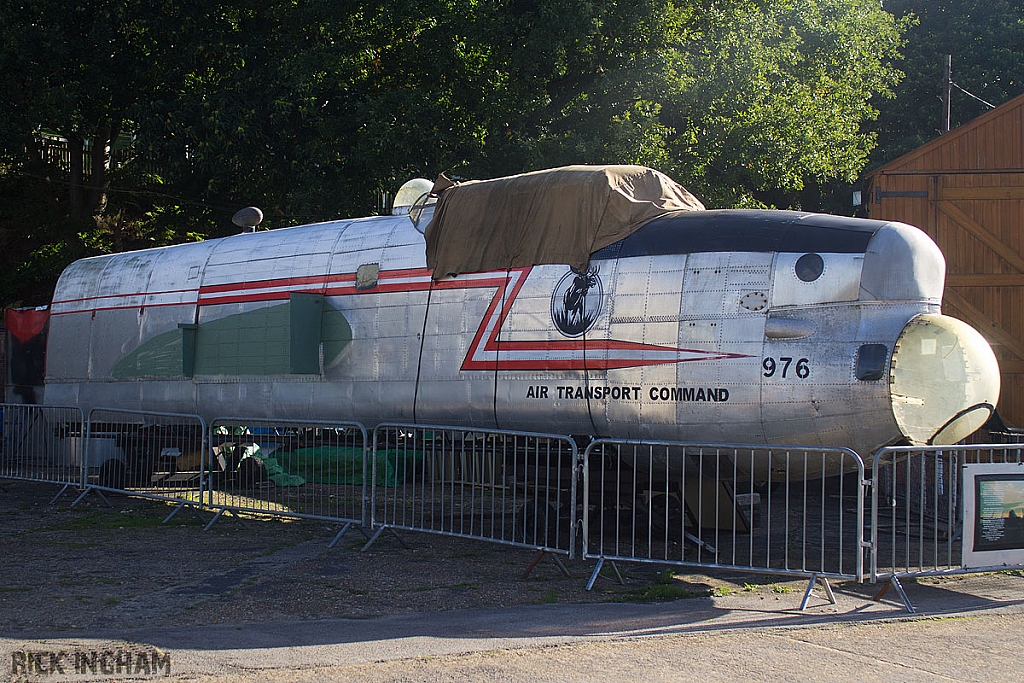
(941, 55, 952, 133)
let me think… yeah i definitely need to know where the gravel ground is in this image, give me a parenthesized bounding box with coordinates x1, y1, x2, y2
(0, 479, 794, 635)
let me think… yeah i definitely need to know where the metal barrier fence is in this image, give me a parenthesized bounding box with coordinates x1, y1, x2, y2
(14, 401, 1024, 611)
(0, 403, 86, 500)
(582, 440, 866, 601)
(870, 444, 1024, 610)
(205, 418, 368, 541)
(367, 424, 579, 563)
(79, 408, 208, 513)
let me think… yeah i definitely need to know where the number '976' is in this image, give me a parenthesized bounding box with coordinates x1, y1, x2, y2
(763, 357, 810, 378)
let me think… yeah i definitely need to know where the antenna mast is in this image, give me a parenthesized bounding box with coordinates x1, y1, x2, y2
(941, 55, 952, 134)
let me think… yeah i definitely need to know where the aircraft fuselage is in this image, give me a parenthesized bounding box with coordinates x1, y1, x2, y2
(41, 209, 1000, 463)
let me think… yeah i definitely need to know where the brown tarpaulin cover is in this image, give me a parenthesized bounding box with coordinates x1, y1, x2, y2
(424, 165, 704, 278)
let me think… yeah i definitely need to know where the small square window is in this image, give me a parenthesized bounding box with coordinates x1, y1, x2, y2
(856, 343, 888, 381)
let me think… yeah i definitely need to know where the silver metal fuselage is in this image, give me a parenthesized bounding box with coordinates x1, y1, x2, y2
(42, 210, 999, 463)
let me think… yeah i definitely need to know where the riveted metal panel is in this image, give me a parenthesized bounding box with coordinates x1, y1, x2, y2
(201, 223, 339, 288)
(415, 278, 495, 427)
(771, 252, 864, 307)
(724, 253, 773, 288)
(607, 255, 659, 297)
(600, 256, 683, 438)
(124, 305, 198, 378)
(192, 300, 288, 376)
(48, 241, 210, 383)
(493, 265, 598, 434)
(328, 217, 399, 273)
(681, 252, 731, 318)
(504, 267, 570, 338)
(45, 311, 92, 381)
(759, 302, 908, 453)
(337, 292, 426, 379)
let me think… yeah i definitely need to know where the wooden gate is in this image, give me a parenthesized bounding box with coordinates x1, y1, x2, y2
(867, 170, 1024, 427)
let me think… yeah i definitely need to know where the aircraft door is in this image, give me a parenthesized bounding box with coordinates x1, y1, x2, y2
(488, 265, 603, 435)
(414, 272, 498, 429)
(320, 219, 427, 425)
(586, 254, 654, 439)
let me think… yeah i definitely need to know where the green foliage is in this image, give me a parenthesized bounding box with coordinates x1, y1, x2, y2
(0, 0, 911, 305)
(663, 0, 906, 207)
(655, 569, 677, 585)
(872, 1, 1024, 163)
(616, 569, 701, 602)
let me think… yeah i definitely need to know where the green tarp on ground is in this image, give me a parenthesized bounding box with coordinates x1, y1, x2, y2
(272, 446, 421, 486)
(246, 447, 306, 487)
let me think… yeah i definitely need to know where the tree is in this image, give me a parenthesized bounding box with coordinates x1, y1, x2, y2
(0, 0, 909, 306)
(872, 0, 1024, 163)
(0, 1, 160, 220)
(406, 0, 905, 209)
(0, 0, 187, 304)
(661, 0, 907, 208)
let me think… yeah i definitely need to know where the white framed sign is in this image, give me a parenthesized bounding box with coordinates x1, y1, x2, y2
(963, 462, 1024, 568)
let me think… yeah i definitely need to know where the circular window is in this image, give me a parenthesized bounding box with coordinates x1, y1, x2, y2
(795, 253, 824, 282)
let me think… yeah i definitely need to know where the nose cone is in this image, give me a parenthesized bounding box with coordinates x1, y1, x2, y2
(890, 314, 1000, 445)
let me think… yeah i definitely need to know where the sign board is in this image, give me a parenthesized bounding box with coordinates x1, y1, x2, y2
(963, 462, 1024, 568)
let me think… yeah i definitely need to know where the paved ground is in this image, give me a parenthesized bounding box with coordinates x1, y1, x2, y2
(4, 572, 1023, 682)
(4, 480, 1024, 682)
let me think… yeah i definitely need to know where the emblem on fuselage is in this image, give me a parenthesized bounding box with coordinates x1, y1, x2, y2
(551, 266, 603, 337)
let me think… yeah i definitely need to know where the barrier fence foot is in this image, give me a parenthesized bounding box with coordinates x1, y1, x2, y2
(389, 528, 410, 549)
(327, 521, 354, 549)
(361, 526, 408, 551)
(685, 530, 716, 554)
(585, 558, 624, 591)
(361, 526, 386, 551)
(48, 484, 73, 505)
(211, 508, 248, 530)
(522, 550, 545, 579)
(522, 549, 571, 580)
(873, 576, 915, 613)
(203, 508, 226, 531)
(189, 505, 207, 524)
(70, 487, 90, 508)
(799, 574, 836, 610)
(162, 502, 187, 524)
(70, 486, 112, 509)
(585, 558, 604, 590)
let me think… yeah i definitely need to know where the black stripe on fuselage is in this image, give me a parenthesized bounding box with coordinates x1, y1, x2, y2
(591, 209, 886, 260)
